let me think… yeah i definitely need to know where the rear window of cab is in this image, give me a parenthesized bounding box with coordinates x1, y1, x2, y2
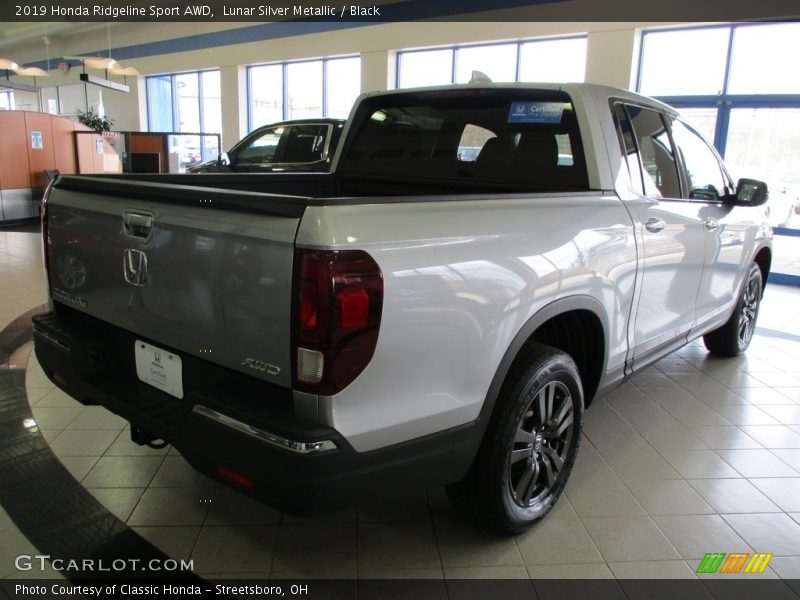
(338, 89, 589, 191)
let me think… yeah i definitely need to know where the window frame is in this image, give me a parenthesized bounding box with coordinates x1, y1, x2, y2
(615, 100, 682, 201)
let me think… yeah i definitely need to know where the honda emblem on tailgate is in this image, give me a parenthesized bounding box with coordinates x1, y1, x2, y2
(123, 248, 148, 286)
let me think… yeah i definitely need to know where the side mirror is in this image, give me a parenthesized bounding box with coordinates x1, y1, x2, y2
(219, 152, 230, 166)
(731, 178, 769, 207)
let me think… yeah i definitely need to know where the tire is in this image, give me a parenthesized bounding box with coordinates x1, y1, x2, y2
(446, 343, 583, 534)
(703, 263, 763, 357)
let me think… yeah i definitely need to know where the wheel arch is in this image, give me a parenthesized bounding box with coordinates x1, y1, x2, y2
(753, 245, 772, 293)
(479, 296, 609, 430)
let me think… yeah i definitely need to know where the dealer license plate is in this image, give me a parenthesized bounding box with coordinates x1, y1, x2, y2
(134, 340, 184, 399)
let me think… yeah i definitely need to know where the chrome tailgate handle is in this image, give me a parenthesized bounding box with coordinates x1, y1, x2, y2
(123, 210, 154, 240)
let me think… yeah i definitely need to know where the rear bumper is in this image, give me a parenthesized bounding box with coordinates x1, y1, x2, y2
(32, 306, 480, 514)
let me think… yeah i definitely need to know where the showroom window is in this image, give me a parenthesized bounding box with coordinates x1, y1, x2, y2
(247, 56, 360, 131)
(0, 90, 13, 110)
(396, 36, 587, 88)
(639, 22, 800, 284)
(146, 69, 221, 133)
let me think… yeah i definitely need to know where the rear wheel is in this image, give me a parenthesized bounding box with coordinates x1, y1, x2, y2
(703, 263, 763, 357)
(446, 343, 583, 534)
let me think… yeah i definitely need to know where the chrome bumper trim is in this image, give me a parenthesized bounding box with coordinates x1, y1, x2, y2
(192, 404, 337, 454)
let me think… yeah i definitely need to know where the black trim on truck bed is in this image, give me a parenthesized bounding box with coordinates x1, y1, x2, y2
(76, 172, 339, 198)
(54, 173, 606, 211)
(33, 305, 482, 515)
(53, 175, 311, 219)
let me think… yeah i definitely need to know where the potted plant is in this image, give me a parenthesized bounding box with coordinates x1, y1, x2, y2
(76, 107, 114, 133)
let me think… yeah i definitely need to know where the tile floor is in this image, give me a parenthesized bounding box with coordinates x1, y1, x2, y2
(2, 223, 800, 581)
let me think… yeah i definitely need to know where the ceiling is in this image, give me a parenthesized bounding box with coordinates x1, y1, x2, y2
(0, 22, 108, 50)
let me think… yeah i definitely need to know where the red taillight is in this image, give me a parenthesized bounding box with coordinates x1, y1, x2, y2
(337, 286, 370, 329)
(299, 293, 318, 330)
(293, 249, 383, 395)
(298, 256, 327, 335)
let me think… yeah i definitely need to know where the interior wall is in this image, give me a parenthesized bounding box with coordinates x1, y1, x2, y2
(0, 111, 90, 221)
(3, 20, 680, 147)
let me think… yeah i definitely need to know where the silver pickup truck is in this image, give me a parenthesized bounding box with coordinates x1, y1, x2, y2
(33, 83, 772, 533)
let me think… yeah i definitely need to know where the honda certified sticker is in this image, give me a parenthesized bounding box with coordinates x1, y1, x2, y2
(508, 102, 564, 124)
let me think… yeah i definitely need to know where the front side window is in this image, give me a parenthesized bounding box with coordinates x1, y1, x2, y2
(626, 105, 681, 199)
(670, 119, 729, 200)
(236, 126, 284, 164)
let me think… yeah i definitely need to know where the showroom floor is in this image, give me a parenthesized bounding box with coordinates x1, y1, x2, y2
(2, 224, 800, 582)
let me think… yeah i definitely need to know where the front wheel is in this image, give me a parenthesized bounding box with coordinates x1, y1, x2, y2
(703, 263, 763, 357)
(446, 343, 583, 534)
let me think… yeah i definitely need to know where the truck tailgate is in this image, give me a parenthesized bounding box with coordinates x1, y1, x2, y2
(45, 176, 306, 389)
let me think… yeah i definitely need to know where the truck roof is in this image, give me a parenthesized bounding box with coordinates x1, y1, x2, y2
(359, 82, 679, 117)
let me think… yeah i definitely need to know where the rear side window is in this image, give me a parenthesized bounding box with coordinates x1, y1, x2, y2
(281, 124, 330, 163)
(626, 105, 681, 199)
(613, 103, 645, 195)
(338, 90, 590, 191)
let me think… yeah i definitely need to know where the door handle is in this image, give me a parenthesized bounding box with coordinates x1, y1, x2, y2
(704, 218, 719, 232)
(123, 210, 154, 240)
(644, 218, 666, 233)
